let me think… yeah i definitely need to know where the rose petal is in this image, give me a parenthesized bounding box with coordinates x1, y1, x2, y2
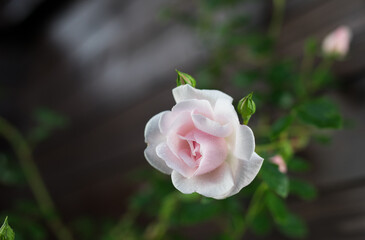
(234, 125, 255, 161)
(144, 112, 172, 174)
(159, 111, 194, 135)
(214, 98, 239, 125)
(193, 131, 227, 176)
(156, 143, 194, 178)
(178, 149, 199, 169)
(192, 114, 233, 138)
(224, 152, 264, 198)
(171, 162, 234, 199)
(172, 99, 214, 118)
(172, 85, 233, 107)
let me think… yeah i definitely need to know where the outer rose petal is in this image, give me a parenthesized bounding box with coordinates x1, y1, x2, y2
(173, 85, 233, 106)
(144, 112, 172, 174)
(213, 98, 239, 125)
(234, 125, 255, 161)
(224, 152, 264, 197)
(171, 162, 234, 199)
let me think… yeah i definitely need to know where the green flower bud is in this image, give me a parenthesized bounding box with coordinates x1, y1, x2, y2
(237, 92, 256, 125)
(176, 69, 196, 88)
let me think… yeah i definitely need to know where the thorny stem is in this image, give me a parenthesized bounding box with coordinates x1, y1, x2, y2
(0, 117, 73, 240)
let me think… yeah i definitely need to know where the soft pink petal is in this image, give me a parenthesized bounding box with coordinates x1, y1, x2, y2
(234, 125, 255, 161)
(144, 112, 172, 174)
(172, 99, 214, 118)
(171, 162, 234, 199)
(193, 131, 227, 176)
(172, 85, 233, 107)
(156, 143, 194, 178)
(224, 152, 264, 197)
(178, 149, 199, 169)
(322, 26, 352, 56)
(159, 111, 194, 135)
(213, 98, 239, 125)
(192, 114, 233, 138)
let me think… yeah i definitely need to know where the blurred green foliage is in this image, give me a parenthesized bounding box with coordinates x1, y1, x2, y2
(0, 217, 15, 240)
(0, 0, 349, 239)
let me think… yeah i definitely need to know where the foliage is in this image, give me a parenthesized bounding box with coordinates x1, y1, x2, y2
(0, 217, 15, 240)
(0, 0, 349, 239)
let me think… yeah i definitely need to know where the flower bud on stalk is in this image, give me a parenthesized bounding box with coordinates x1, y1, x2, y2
(270, 155, 287, 173)
(237, 92, 256, 125)
(176, 69, 196, 88)
(322, 26, 352, 59)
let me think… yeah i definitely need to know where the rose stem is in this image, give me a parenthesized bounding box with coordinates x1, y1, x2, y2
(0, 117, 73, 240)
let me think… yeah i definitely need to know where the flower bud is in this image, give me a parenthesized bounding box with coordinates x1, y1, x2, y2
(322, 26, 352, 59)
(176, 69, 196, 88)
(237, 92, 256, 125)
(270, 155, 287, 173)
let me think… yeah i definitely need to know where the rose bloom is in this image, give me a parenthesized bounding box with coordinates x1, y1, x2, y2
(269, 155, 287, 174)
(144, 85, 263, 199)
(322, 26, 352, 57)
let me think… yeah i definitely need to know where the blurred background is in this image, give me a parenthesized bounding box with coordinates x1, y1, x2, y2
(0, 0, 365, 239)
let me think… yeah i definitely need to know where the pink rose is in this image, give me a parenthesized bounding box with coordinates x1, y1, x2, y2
(144, 85, 263, 199)
(269, 155, 287, 174)
(322, 26, 352, 57)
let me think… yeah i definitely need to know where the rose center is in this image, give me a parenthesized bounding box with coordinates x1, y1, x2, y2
(187, 140, 202, 161)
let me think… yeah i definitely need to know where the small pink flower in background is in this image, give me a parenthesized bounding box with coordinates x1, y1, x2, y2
(322, 26, 352, 58)
(270, 155, 287, 173)
(144, 84, 263, 199)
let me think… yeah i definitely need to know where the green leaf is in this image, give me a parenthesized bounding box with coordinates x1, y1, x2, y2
(0, 217, 15, 240)
(279, 140, 293, 160)
(277, 213, 308, 238)
(260, 161, 289, 198)
(290, 179, 317, 201)
(265, 192, 290, 225)
(297, 98, 342, 129)
(312, 68, 334, 89)
(243, 33, 274, 57)
(33, 108, 69, 128)
(0, 154, 25, 186)
(266, 193, 308, 238)
(232, 70, 258, 87)
(171, 199, 221, 225)
(249, 208, 273, 236)
(271, 115, 294, 139)
(287, 157, 310, 172)
(29, 108, 69, 144)
(313, 134, 332, 145)
(304, 37, 318, 56)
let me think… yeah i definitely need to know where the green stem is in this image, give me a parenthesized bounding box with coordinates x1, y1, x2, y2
(0, 117, 73, 240)
(310, 56, 334, 93)
(145, 192, 179, 240)
(108, 209, 140, 240)
(255, 142, 280, 153)
(233, 183, 268, 239)
(268, 0, 286, 41)
(298, 50, 314, 98)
